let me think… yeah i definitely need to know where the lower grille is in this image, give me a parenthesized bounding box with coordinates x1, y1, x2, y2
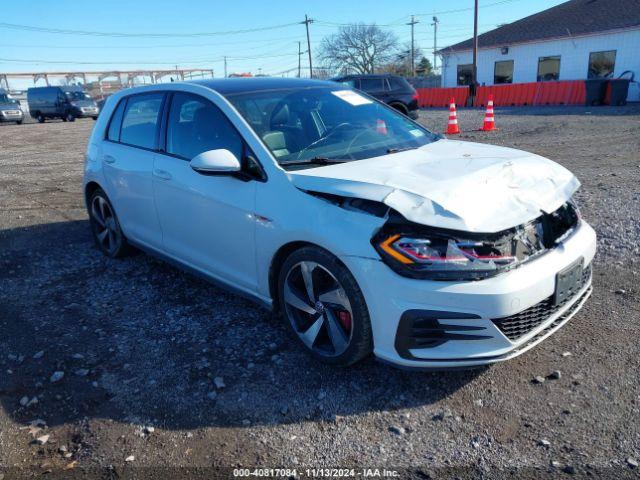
(492, 265, 591, 341)
(395, 309, 490, 360)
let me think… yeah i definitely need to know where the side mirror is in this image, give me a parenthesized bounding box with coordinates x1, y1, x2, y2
(190, 149, 241, 174)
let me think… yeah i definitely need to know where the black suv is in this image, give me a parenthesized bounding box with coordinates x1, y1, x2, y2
(331, 74, 419, 119)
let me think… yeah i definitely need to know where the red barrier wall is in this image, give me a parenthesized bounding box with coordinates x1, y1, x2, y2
(417, 86, 469, 107)
(417, 81, 586, 108)
(474, 81, 586, 107)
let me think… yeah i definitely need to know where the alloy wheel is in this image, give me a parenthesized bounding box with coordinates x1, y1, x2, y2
(90, 195, 121, 255)
(284, 261, 354, 357)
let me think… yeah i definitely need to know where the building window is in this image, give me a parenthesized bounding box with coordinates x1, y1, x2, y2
(494, 60, 514, 84)
(457, 64, 473, 86)
(537, 56, 561, 81)
(588, 50, 616, 78)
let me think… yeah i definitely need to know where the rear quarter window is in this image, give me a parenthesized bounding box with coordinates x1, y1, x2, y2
(389, 77, 408, 91)
(107, 99, 127, 142)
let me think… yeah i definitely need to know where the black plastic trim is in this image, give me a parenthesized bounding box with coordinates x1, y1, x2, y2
(393, 284, 591, 364)
(395, 309, 486, 360)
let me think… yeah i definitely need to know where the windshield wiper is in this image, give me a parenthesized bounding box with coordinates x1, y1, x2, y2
(280, 157, 348, 167)
(386, 146, 419, 154)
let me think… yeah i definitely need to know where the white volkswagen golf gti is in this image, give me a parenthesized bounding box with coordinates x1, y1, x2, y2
(84, 78, 596, 369)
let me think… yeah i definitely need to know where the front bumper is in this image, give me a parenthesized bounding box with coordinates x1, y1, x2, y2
(341, 220, 597, 369)
(75, 107, 100, 118)
(0, 110, 24, 122)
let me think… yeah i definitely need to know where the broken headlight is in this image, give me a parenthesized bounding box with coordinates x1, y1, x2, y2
(375, 232, 523, 280)
(373, 201, 579, 281)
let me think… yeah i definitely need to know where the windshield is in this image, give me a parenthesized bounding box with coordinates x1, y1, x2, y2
(65, 91, 92, 101)
(226, 87, 438, 168)
(0, 93, 17, 104)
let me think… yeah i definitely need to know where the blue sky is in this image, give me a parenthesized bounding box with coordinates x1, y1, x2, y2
(0, 0, 566, 87)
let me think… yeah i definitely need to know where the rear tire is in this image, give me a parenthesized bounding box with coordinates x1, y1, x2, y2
(36, 114, 45, 123)
(65, 113, 75, 122)
(277, 246, 373, 366)
(16, 120, 23, 125)
(88, 188, 133, 258)
(390, 103, 409, 116)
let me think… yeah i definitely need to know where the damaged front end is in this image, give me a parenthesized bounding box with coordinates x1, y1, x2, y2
(373, 201, 580, 281)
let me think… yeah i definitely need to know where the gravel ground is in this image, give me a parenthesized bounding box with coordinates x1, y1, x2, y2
(0, 107, 639, 479)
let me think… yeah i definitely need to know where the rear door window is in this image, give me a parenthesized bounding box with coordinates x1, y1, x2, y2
(119, 93, 164, 149)
(359, 78, 384, 93)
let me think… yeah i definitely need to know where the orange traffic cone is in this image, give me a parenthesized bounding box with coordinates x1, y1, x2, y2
(446, 98, 460, 135)
(376, 118, 388, 135)
(480, 94, 496, 131)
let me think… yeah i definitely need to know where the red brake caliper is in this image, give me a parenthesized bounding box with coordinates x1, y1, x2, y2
(337, 310, 352, 332)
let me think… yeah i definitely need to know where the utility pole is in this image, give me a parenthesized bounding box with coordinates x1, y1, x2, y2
(297, 41, 302, 78)
(302, 15, 313, 78)
(431, 16, 439, 74)
(223, 56, 227, 78)
(472, 0, 479, 100)
(407, 15, 419, 77)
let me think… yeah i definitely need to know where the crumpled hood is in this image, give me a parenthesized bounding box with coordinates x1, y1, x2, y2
(288, 139, 580, 233)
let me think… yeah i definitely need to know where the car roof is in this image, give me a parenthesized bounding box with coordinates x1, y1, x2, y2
(186, 77, 338, 95)
(27, 86, 61, 91)
(334, 73, 400, 79)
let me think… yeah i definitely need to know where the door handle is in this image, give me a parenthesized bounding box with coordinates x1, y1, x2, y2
(153, 169, 172, 180)
(102, 155, 116, 164)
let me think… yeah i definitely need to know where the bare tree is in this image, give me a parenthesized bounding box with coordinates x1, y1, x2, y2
(318, 23, 399, 75)
(381, 43, 426, 76)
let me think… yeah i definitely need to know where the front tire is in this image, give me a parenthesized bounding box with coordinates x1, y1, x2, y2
(65, 113, 76, 122)
(88, 188, 132, 258)
(278, 246, 373, 366)
(36, 114, 45, 123)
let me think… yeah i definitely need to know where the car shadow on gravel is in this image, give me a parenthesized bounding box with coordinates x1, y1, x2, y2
(0, 220, 485, 431)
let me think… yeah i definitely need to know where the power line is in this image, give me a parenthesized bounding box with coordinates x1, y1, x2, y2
(0, 51, 299, 66)
(314, 19, 409, 28)
(0, 2, 522, 41)
(0, 35, 308, 50)
(0, 21, 300, 38)
(313, 0, 522, 28)
(414, 0, 523, 17)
